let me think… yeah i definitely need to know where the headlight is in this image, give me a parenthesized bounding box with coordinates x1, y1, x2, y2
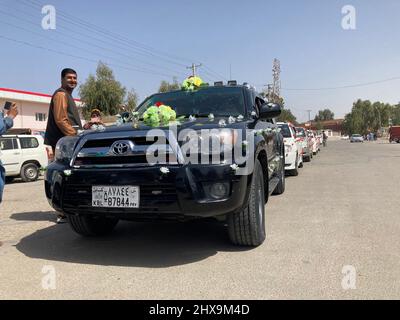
(181, 129, 238, 155)
(285, 144, 292, 154)
(55, 136, 79, 162)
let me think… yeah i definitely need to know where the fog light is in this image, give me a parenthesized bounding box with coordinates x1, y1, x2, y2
(210, 183, 228, 199)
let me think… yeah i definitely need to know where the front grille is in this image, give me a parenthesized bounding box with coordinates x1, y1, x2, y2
(62, 183, 180, 212)
(73, 134, 179, 168)
(82, 137, 165, 149)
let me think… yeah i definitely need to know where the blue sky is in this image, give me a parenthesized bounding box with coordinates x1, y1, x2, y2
(0, 0, 400, 122)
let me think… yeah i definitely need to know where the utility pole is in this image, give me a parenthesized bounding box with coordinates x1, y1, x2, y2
(272, 58, 281, 101)
(186, 63, 202, 77)
(307, 110, 312, 128)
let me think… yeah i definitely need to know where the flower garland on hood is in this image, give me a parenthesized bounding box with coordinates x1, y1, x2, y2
(143, 102, 176, 126)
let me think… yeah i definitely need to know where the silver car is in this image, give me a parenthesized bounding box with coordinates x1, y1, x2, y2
(350, 134, 364, 143)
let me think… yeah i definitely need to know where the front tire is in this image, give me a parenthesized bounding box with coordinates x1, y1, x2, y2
(20, 163, 39, 182)
(273, 154, 285, 195)
(228, 159, 266, 246)
(290, 154, 299, 176)
(67, 215, 119, 236)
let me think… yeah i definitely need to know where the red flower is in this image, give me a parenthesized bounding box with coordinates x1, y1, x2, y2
(155, 102, 163, 107)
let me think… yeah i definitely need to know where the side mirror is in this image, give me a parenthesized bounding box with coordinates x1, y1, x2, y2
(259, 103, 282, 120)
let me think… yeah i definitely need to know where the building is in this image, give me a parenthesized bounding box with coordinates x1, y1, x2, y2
(0, 87, 83, 135)
(302, 119, 344, 137)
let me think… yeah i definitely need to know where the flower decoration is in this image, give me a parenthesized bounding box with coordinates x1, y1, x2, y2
(155, 102, 163, 107)
(228, 116, 236, 124)
(237, 115, 244, 121)
(251, 111, 257, 117)
(218, 119, 227, 127)
(63, 170, 72, 176)
(189, 115, 196, 122)
(160, 167, 170, 175)
(181, 76, 207, 91)
(230, 164, 239, 172)
(115, 115, 123, 126)
(143, 103, 176, 127)
(208, 113, 215, 121)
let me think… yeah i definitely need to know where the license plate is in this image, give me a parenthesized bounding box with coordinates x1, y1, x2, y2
(92, 186, 140, 208)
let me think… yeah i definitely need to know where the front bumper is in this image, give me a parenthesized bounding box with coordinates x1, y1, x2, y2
(45, 162, 250, 220)
(284, 151, 297, 170)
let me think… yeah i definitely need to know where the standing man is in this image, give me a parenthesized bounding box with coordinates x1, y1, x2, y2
(45, 68, 82, 223)
(0, 103, 18, 204)
(44, 68, 82, 154)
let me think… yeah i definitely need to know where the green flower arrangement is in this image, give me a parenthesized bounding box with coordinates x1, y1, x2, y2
(181, 76, 208, 91)
(143, 102, 177, 126)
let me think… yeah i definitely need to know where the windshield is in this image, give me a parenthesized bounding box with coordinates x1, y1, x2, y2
(352, 134, 361, 137)
(296, 128, 306, 137)
(136, 87, 246, 117)
(278, 124, 292, 138)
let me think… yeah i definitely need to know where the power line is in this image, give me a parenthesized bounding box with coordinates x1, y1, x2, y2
(282, 77, 400, 91)
(8, 0, 232, 83)
(0, 4, 188, 78)
(20, 0, 192, 68)
(0, 34, 182, 78)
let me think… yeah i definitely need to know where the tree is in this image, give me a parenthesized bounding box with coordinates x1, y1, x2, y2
(314, 109, 335, 122)
(316, 121, 324, 131)
(392, 104, 400, 125)
(125, 89, 139, 112)
(158, 77, 180, 93)
(343, 99, 395, 135)
(278, 109, 297, 124)
(79, 62, 126, 117)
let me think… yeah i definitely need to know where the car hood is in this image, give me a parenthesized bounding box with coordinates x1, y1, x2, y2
(80, 117, 250, 137)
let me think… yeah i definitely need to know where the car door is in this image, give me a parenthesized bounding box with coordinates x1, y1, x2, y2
(19, 136, 41, 165)
(255, 96, 276, 162)
(0, 137, 21, 175)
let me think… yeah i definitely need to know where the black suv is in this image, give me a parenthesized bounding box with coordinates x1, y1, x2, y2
(45, 84, 285, 246)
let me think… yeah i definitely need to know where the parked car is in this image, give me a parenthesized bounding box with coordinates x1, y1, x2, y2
(341, 135, 349, 140)
(389, 126, 400, 143)
(350, 134, 364, 143)
(45, 83, 285, 247)
(0, 134, 49, 182)
(316, 133, 323, 150)
(295, 127, 312, 162)
(278, 122, 303, 175)
(307, 130, 319, 155)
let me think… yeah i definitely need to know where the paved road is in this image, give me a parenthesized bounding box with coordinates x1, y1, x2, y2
(1, 140, 399, 299)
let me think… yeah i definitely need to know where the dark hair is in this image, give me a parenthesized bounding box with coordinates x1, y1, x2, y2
(61, 68, 77, 78)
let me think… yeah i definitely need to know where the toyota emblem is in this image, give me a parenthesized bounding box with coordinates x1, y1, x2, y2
(110, 140, 134, 156)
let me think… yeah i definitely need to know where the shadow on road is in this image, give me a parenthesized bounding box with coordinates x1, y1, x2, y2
(15, 215, 249, 268)
(11, 211, 56, 222)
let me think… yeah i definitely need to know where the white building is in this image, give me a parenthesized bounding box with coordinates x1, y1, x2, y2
(0, 87, 83, 134)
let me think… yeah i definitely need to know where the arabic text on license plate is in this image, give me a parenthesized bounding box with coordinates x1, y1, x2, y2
(92, 186, 139, 208)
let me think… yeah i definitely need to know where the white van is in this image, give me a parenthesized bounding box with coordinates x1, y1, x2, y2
(0, 135, 49, 182)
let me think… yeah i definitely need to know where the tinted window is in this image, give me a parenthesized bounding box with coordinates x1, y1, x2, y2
(296, 128, 306, 137)
(0, 138, 15, 150)
(20, 137, 39, 149)
(137, 87, 246, 117)
(278, 124, 292, 138)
